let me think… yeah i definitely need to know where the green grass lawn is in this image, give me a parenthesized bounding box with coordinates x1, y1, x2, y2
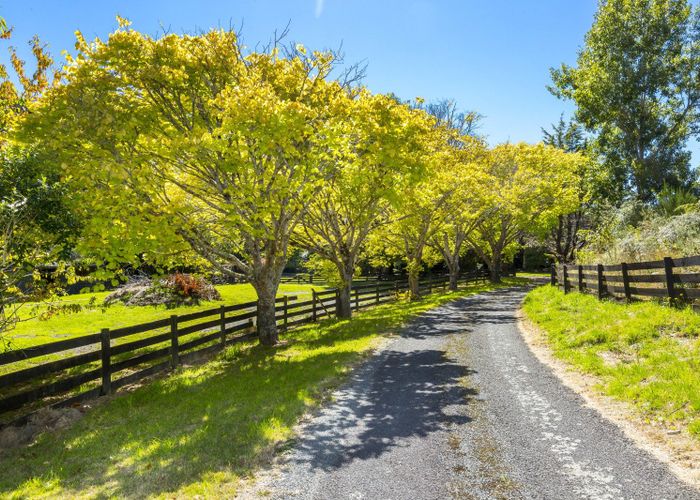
(522, 286, 700, 439)
(517, 271, 550, 279)
(6, 283, 320, 351)
(0, 279, 520, 499)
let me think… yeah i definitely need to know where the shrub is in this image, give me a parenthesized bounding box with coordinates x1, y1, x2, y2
(579, 202, 700, 264)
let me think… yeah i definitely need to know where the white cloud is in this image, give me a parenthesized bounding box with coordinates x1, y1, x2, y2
(315, 0, 325, 18)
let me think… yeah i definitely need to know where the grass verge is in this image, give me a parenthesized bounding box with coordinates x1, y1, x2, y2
(522, 286, 700, 439)
(0, 279, 521, 498)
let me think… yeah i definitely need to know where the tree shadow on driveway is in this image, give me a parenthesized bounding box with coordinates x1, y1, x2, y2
(400, 290, 520, 344)
(280, 298, 484, 473)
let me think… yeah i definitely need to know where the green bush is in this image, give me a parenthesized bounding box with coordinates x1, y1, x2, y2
(522, 246, 550, 271)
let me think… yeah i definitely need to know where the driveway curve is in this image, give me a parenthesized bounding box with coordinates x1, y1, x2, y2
(244, 286, 698, 499)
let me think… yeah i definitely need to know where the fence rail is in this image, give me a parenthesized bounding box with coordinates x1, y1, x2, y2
(279, 273, 326, 284)
(279, 273, 394, 285)
(552, 255, 700, 303)
(0, 270, 489, 427)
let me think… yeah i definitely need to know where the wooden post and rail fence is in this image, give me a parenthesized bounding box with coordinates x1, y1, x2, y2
(551, 254, 700, 305)
(0, 270, 490, 427)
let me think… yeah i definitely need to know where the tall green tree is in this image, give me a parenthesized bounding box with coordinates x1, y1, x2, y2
(541, 115, 586, 154)
(541, 116, 595, 263)
(550, 0, 700, 202)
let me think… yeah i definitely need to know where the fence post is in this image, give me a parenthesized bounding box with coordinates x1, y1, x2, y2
(563, 265, 570, 294)
(428, 275, 433, 294)
(170, 314, 179, 368)
(663, 257, 676, 303)
(621, 262, 632, 302)
(219, 305, 226, 346)
(283, 295, 289, 329)
(312, 290, 317, 321)
(354, 287, 359, 311)
(578, 265, 584, 292)
(597, 264, 605, 300)
(100, 328, 111, 396)
(375, 282, 380, 305)
(550, 265, 556, 286)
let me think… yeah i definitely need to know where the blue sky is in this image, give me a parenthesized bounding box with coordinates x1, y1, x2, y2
(2, 0, 683, 155)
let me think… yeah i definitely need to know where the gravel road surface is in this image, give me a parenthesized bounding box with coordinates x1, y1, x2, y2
(245, 286, 698, 499)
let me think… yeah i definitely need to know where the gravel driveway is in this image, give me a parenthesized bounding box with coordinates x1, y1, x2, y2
(244, 286, 698, 499)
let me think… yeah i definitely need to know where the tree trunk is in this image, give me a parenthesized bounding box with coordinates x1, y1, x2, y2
(408, 263, 421, 300)
(255, 281, 279, 345)
(337, 278, 353, 319)
(489, 253, 502, 284)
(333, 258, 356, 319)
(447, 258, 460, 292)
(256, 296, 278, 345)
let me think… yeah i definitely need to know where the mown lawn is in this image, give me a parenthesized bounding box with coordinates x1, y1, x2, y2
(523, 286, 700, 438)
(0, 280, 518, 499)
(6, 284, 319, 350)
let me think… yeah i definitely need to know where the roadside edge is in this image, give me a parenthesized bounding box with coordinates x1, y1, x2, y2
(516, 309, 700, 490)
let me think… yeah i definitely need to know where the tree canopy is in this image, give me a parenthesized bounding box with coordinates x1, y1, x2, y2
(550, 0, 700, 202)
(466, 143, 583, 281)
(22, 23, 364, 343)
(11, 19, 593, 345)
(293, 91, 434, 316)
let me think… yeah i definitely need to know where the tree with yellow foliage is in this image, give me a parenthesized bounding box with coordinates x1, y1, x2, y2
(372, 123, 466, 299)
(465, 143, 583, 282)
(427, 135, 487, 291)
(294, 91, 433, 317)
(21, 20, 355, 345)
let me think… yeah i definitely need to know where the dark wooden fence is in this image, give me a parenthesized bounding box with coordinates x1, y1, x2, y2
(0, 271, 488, 427)
(279, 273, 326, 284)
(279, 273, 390, 285)
(552, 255, 700, 304)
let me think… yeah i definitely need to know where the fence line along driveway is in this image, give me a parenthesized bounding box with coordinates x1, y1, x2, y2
(0, 272, 488, 428)
(245, 287, 697, 499)
(554, 253, 700, 305)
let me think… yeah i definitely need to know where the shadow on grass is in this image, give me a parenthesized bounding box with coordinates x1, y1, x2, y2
(0, 332, 380, 496)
